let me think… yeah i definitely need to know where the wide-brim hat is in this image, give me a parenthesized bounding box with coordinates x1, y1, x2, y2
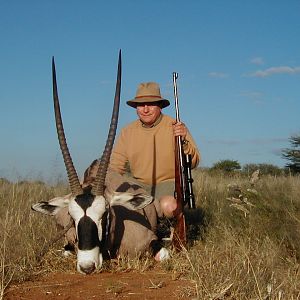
(126, 82, 170, 108)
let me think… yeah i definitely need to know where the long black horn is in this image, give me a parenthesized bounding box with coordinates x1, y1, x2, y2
(93, 50, 122, 196)
(52, 57, 83, 196)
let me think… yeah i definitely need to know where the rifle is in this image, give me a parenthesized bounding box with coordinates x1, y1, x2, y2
(172, 72, 196, 250)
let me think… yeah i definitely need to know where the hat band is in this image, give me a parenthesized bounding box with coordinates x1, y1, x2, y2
(135, 95, 162, 99)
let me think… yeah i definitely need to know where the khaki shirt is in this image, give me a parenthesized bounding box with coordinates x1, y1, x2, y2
(109, 114, 200, 185)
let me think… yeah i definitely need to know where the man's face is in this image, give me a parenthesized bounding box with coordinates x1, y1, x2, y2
(136, 102, 162, 126)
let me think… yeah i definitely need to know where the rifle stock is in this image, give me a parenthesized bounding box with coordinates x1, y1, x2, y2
(173, 134, 187, 249)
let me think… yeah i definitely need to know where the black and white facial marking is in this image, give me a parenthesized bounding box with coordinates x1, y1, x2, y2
(31, 186, 159, 274)
(68, 192, 107, 274)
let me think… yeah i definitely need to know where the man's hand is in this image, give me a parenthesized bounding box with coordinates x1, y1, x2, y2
(172, 121, 188, 140)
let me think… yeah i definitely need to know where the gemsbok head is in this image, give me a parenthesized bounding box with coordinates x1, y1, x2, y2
(33, 52, 122, 274)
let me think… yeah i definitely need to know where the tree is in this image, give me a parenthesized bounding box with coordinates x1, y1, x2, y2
(211, 159, 241, 172)
(282, 134, 300, 174)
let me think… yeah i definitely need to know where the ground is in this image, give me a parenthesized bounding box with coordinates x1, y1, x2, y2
(5, 267, 195, 300)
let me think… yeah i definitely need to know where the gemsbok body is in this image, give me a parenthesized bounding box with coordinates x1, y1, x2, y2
(32, 52, 169, 274)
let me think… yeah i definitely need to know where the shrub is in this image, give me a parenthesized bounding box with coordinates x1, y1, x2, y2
(210, 159, 241, 173)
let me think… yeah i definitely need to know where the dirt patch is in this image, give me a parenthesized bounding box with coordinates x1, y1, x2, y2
(5, 268, 195, 300)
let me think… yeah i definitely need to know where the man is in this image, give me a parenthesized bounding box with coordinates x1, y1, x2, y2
(108, 82, 200, 217)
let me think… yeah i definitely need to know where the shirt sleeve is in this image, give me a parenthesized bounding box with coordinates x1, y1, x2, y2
(108, 129, 128, 175)
(182, 130, 201, 169)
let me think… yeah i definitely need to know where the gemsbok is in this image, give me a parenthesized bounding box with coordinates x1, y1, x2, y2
(32, 51, 169, 274)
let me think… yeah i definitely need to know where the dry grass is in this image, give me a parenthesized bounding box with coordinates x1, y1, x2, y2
(0, 179, 70, 299)
(1, 171, 300, 299)
(179, 170, 300, 299)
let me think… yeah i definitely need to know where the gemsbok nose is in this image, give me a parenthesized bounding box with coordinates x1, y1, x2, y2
(80, 263, 96, 275)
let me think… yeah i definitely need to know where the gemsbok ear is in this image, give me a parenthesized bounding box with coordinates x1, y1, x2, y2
(109, 192, 153, 210)
(31, 194, 72, 216)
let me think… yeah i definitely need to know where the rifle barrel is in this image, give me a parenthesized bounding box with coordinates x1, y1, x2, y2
(172, 72, 180, 122)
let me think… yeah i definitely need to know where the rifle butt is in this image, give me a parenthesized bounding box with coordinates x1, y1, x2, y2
(172, 212, 187, 251)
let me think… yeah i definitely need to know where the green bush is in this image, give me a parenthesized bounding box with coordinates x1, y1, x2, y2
(210, 159, 241, 173)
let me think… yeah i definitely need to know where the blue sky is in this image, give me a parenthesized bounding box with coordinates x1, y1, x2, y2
(1, 1, 299, 182)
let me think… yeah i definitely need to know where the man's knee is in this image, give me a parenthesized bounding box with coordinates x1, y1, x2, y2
(159, 195, 177, 218)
